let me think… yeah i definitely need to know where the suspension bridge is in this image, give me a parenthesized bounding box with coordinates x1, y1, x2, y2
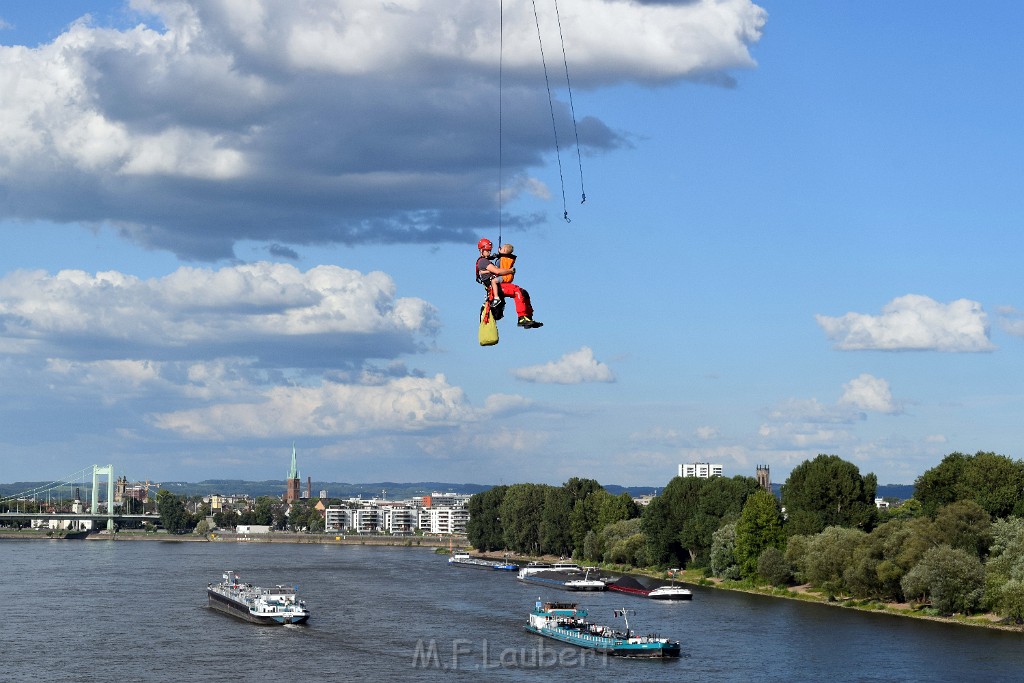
(0, 464, 159, 531)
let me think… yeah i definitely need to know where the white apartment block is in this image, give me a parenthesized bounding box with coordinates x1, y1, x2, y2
(324, 496, 466, 534)
(678, 462, 723, 479)
(324, 506, 353, 532)
(418, 506, 470, 535)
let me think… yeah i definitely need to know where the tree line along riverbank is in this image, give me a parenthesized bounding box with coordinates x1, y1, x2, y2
(466, 451, 1024, 631)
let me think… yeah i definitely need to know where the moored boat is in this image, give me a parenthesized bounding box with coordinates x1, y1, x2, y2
(449, 552, 498, 569)
(491, 558, 519, 571)
(524, 601, 680, 658)
(647, 585, 693, 600)
(563, 567, 607, 592)
(448, 552, 519, 570)
(207, 571, 310, 625)
(516, 561, 554, 576)
(517, 560, 583, 577)
(517, 567, 606, 591)
(518, 568, 570, 589)
(563, 577, 607, 591)
(491, 561, 520, 573)
(607, 572, 692, 600)
(649, 569, 692, 600)
(607, 576, 652, 597)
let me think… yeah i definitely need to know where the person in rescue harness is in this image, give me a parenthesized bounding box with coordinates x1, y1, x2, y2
(476, 238, 542, 328)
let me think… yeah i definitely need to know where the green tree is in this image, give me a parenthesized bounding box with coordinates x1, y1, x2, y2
(253, 497, 275, 526)
(500, 484, 546, 554)
(567, 482, 607, 556)
(915, 451, 1024, 518)
(155, 489, 192, 533)
(272, 504, 288, 530)
(642, 477, 701, 567)
(582, 530, 603, 563)
(642, 475, 758, 568)
(734, 489, 785, 579)
(960, 452, 1024, 518)
(877, 497, 924, 523)
(803, 526, 866, 596)
(843, 516, 936, 601)
(597, 492, 640, 528)
(288, 499, 313, 530)
(985, 517, 1024, 578)
(683, 477, 760, 567)
(595, 518, 648, 566)
(901, 545, 985, 614)
(931, 500, 992, 558)
(757, 546, 792, 585)
(562, 477, 603, 503)
(467, 486, 507, 551)
(238, 507, 256, 525)
(914, 452, 967, 517)
(709, 522, 739, 580)
(781, 454, 877, 535)
(982, 517, 1024, 615)
(540, 486, 574, 556)
(994, 579, 1024, 621)
(784, 534, 812, 584)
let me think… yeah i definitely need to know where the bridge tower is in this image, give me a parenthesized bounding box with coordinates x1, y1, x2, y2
(91, 464, 116, 530)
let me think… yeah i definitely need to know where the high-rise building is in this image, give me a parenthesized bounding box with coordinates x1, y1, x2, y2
(678, 462, 723, 479)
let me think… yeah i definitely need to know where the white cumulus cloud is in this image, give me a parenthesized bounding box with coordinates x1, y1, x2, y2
(816, 294, 994, 352)
(148, 374, 472, 439)
(512, 346, 615, 384)
(694, 425, 720, 440)
(0, 0, 766, 259)
(757, 373, 906, 456)
(0, 261, 437, 363)
(839, 373, 901, 414)
(997, 306, 1024, 338)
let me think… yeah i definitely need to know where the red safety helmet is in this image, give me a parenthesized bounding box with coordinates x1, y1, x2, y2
(477, 238, 493, 251)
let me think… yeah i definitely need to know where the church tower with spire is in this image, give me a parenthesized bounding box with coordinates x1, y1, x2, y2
(284, 443, 301, 504)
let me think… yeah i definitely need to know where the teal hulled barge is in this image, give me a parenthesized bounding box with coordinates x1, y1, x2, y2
(524, 602, 680, 658)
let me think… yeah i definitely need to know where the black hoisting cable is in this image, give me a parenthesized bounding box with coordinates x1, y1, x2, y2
(498, 0, 505, 246)
(530, 0, 571, 223)
(552, 0, 586, 205)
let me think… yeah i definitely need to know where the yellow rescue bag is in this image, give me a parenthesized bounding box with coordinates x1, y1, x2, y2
(479, 303, 499, 346)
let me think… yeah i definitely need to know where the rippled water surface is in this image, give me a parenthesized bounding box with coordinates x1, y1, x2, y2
(4, 539, 1024, 682)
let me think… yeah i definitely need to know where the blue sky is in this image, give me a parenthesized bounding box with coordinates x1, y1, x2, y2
(1, 1, 1021, 490)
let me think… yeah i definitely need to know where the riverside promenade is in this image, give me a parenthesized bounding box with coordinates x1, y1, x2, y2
(0, 528, 468, 547)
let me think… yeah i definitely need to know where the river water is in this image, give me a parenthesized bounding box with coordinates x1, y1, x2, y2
(4, 539, 1023, 682)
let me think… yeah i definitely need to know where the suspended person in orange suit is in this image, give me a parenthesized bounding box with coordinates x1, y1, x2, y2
(475, 238, 542, 328)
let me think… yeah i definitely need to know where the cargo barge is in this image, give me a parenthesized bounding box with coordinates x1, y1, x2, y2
(207, 571, 310, 625)
(525, 601, 680, 658)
